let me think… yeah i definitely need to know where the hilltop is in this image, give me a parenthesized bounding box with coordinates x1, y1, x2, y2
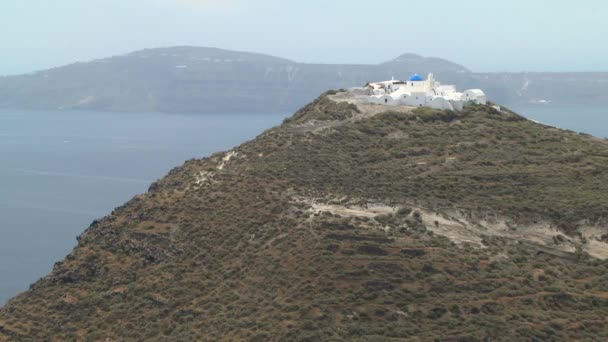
(2, 95, 608, 340)
(1, 46, 607, 113)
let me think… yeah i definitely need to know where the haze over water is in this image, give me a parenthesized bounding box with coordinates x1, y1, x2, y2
(0, 104, 606, 305)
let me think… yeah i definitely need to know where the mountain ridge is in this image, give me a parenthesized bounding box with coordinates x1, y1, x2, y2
(1, 46, 607, 114)
(2, 94, 608, 340)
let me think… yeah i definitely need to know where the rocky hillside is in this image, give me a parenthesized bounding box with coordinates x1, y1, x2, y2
(1, 46, 606, 113)
(2, 95, 608, 341)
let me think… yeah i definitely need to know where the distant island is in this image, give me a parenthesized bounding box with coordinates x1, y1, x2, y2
(3, 92, 608, 340)
(0, 46, 607, 114)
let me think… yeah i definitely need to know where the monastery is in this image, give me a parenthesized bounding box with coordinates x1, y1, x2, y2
(364, 73, 486, 110)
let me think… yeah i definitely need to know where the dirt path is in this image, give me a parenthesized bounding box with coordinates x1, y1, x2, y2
(290, 94, 414, 134)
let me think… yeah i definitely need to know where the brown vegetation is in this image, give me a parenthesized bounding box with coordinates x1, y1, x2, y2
(2, 95, 608, 341)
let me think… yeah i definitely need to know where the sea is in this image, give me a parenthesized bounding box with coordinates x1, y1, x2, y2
(0, 104, 607, 305)
(0, 109, 285, 305)
(510, 104, 608, 139)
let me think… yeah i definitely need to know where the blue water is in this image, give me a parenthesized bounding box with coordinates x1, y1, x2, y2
(0, 110, 284, 305)
(511, 104, 608, 138)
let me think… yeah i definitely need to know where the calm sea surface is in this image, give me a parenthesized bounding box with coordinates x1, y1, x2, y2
(0, 104, 606, 305)
(0, 110, 284, 305)
(511, 104, 608, 138)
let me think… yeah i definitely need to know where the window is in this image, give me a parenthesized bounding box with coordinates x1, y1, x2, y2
(385, 99, 388, 103)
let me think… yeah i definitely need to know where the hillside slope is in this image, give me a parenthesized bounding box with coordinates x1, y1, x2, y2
(2, 95, 608, 340)
(1, 46, 606, 114)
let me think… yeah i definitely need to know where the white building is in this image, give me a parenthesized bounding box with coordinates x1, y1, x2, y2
(366, 73, 486, 110)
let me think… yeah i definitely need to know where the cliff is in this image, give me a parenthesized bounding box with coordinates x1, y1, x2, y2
(2, 95, 608, 340)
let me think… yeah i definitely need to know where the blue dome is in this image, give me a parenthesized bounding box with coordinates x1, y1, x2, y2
(408, 74, 423, 81)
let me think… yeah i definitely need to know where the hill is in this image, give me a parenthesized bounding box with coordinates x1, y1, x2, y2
(1, 47, 606, 113)
(2, 95, 608, 340)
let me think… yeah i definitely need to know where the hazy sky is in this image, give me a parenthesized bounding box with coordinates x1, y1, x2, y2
(1, 0, 606, 75)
